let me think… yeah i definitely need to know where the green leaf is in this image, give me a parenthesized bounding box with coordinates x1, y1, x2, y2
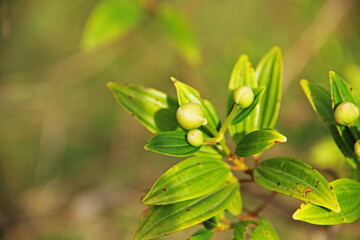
(231, 87, 265, 125)
(81, 0, 143, 50)
(330, 71, 360, 142)
(250, 217, 279, 240)
(254, 157, 340, 212)
(157, 5, 201, 66)
(234, 221, 254, 240)
(142, 156, 230, 205)
(293, 178, 360, 225)
(227, 55, 259, 144)
(195, 145, 223, 158)
(145, 131, 201, 157)
(226, 189, 242, 215)
(300, 79, 360, 169)
(134, 183, 239, 240)
(172, 78, 221, 131)
(234, 129, 287, 157)
(107, 82, 180, 133)
(190, 229, 213, 240)
(255, 47, 283, 129)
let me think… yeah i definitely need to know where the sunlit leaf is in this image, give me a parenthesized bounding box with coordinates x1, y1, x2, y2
(145, 131, 201, 157)
(234, 129, 287, 157)
(142, 156, 230, 205)
(293, 178, 360, 225)
(231, 87, 265, 125)
(107, 82, 180, 133)
(190, 229, 213, 240)
(226, 189, 242, 215)
(250, 217, 279, 240)
(300, 79, 360, 169)
(157, 5, 201, 66)
(255, 47, 283, 129)
(81, 0, 143, 50)
(134, 183, 238, 240)
(227, 55, 259, 144)
(172, 78, 221, 131)
(254, 157, 340, 212)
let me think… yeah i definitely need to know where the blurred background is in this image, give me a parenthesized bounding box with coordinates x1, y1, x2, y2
(1, 0, 360, 239)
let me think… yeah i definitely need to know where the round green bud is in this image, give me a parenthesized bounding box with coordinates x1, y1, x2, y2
(176, 103, 206, 130)
(233, 86, 254, 108)
(355, 140, 360, 158)
(334, 102, 360, 126)
(187, 129, 204, 147)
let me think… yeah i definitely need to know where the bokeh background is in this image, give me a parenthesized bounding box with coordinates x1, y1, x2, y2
(1, 0, 360, 239)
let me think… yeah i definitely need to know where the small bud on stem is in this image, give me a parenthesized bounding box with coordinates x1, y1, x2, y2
(233, 86, 254, 108)
(176, 103, 206, 130)
(355, 140, 360, 158)
(187, 129, 204, 146)
(334, 102, 360, 126)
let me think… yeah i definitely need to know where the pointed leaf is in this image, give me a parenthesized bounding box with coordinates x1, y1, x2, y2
(145, 131, 201, 157)
(293, 178, 360, 225)
(81, 0, 143, 50)
(300, 79, 359, 168)
(231, 87, 265, 125)
(142, 156, 230, 205)
(226, 190, 242, 215)
(172, 78, 221, 131)
(254, 157, 340, 212)
(234, 129, 287, 157)
(227, 55, 259, 143)
(250, 217, 279, 240)
(157, 5, 201, 66)
(134, 183, 239, 240)
(107, 82, 180, 133)
(190, 229, 213, 240)
(234, 221, 254, 240)
(255, 47, 283, 129)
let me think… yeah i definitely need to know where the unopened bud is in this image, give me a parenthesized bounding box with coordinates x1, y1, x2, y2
(355, 140, 360, 158)
(233, 86, 254, 108)
(334, 102, 359, 126)
(186, 129, 204, 147)
(176, 103, 206, 130)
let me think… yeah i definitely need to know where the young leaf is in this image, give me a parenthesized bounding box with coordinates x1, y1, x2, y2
(145, 131, 201, 157)
(234, 221, 254, 240)
(300, 79, 360, 169)
(190, 229, 213, 240)
(234, 129, 287, 157)
(250, 217, 279, 240)
(231, 86, 265, 125)
(227, 55, 259, 143)
(142, 156, 230, 205)
(157, 5, 201, 66)
(172, 78, 221, 131)
(255, 46, 283, 129)
(134, 183, 239, 240)
(293, 178, 360, 225)
(81, 0, 143, 50)
(107, 82, 180, 133)
(254, 157, 340, 212)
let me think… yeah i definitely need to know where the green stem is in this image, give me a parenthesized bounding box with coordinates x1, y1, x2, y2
(349, 126, 360, 140)
(218, 104, 239, 138)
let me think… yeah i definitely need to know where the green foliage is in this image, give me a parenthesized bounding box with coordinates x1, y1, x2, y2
(234, 129, 287, 157)
(108, 48, 359, 239)
(254, 157, 340, 212)
(145, 131, 201, 157)
(134, 183, 238, 240)
(293, 179, 360, 225)
(81, 0, 143, 50)
(142, 156, 230, 205)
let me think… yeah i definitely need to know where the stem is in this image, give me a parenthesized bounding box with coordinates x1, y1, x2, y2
(349, 126, 359, 140)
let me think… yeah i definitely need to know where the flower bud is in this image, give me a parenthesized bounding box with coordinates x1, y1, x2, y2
(233, 86, 254, 108)
(176, 103, 206, 130)
(355, 140, 360, 158)
(334, 102, 360, 126)
(187, 129, 204, 147)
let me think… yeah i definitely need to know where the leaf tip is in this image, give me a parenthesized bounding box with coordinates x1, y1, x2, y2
(106, 82, 115, 90)
(170, 77, 178, 83)
(271, 46, 282, 56)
